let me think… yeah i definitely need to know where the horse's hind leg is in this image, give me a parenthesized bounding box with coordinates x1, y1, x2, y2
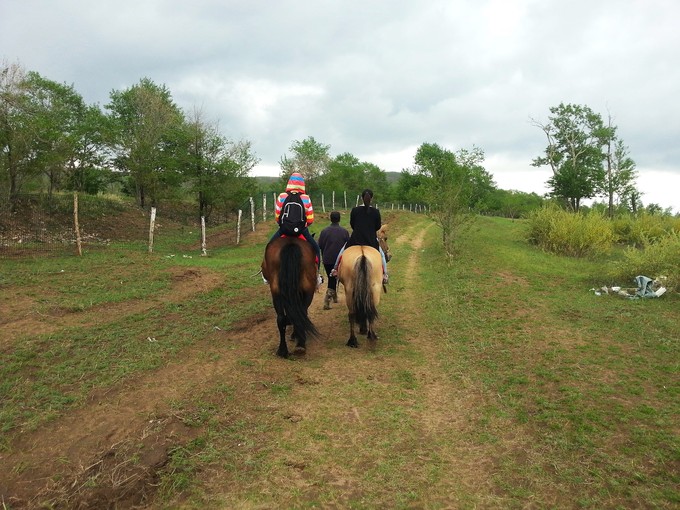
(276, 314, 289, 358)
(293, 328, 306, 354)
(367, 323, 378, 341)
(347, 313, 359, 348)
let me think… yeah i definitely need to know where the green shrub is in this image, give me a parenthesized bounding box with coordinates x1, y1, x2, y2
(610, 231, 680, 291)
(612, 212, 680, 247)
(526, 205, 615, 258)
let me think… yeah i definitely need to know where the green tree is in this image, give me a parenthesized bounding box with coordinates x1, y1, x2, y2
(214, 139, 260, 215)
(106, 78, 184, 207)
(363, 162, 390, 203)
(319, 152, 363, 192)
(319, 152, 390, 202)
(180, 109, 228, 219)
(455, 146, 496, 210)
(393, 170, 430, 206)
(279, 136, 330, 188)
(64, 103, 108, 194)
(413, 143, 487, 257)
(1, 61, 38, 206)
(24, 72, 105, 197)
(178, 108, 259, 220)
(532, 103, 614, 212)
(602, 118, 637, 217)
(485, 189, 544, 218)
(1, 62, 109, 202)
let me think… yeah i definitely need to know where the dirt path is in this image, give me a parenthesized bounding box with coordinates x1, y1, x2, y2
(1, 218, 490, 508)
(394, 223, 493, 505)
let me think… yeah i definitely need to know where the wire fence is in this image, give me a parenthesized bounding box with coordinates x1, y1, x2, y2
(245, 190, 429, 225)
(235, 191, 428, 242)
(1, 191, 428, 257)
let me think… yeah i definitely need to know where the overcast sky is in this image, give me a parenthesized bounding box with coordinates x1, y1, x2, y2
(2, 0, 679, 211)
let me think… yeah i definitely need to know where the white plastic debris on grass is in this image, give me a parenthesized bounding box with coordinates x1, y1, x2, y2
(592, 275, 667, 299)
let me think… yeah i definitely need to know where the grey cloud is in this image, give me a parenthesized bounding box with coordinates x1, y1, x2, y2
(2, 0, 679, 209)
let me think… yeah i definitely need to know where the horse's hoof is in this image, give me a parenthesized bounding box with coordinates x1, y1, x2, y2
(277, 349, 289, 358)
(294, 346, 306, 355)
(346, 338, 359, 348)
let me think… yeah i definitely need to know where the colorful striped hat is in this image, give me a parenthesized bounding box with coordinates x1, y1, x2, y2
(286, 172, 306, 193)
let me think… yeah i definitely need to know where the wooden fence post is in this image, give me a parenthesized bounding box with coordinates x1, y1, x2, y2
(201, 216, 207, 256)
(322, 193, 325, 213)
(344, 191, 347, 209)
(237, 209, 242, 244)
(332, 191, 335, 211)
(250, 196, 255, 232)
(262, 193, 267, 222)
(73, 192, 82, 256)
(148, 207, 157, 253)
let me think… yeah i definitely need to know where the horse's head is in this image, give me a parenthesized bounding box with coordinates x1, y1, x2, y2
(377, 225, 391, 262)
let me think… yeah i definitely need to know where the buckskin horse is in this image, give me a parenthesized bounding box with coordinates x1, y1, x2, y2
(261, 236, 318, 358)
(337, 226, 390, 348)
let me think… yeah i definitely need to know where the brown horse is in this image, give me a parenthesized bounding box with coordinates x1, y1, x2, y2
(377, 224, 392, 263)
(261, 236, 318, 358)
(337, 244, 385, 348)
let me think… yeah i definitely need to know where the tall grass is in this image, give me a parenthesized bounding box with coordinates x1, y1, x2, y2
(610, 231, 680, 290)
(612, 212, 680, 246)
(526, 205, 615, 257)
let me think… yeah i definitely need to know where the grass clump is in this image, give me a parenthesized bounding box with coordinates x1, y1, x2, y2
(612, 212, 680, 247)
(610, 231, 680, 291)
(526, 205, 615, 257)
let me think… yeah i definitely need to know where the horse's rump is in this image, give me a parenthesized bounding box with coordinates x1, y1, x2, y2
(338, 245, 382, 322)
(263, 237, 316, 295)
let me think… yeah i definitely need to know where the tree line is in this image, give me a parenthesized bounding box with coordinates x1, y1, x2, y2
(3, 60, 663, 232)
(1, 62, 259, 218)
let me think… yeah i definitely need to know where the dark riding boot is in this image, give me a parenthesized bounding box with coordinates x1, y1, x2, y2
(323, 289, 333, 310)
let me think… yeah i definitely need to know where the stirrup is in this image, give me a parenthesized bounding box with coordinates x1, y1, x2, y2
(382, 273, 389, 284)
(330, 268, 338, 277)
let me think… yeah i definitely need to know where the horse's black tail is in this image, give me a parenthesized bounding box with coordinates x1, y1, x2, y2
(352, 255, 378, 326)
(275, 242, 318, 343)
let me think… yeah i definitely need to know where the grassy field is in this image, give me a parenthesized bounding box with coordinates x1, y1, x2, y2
(0, 211, 678, 509)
